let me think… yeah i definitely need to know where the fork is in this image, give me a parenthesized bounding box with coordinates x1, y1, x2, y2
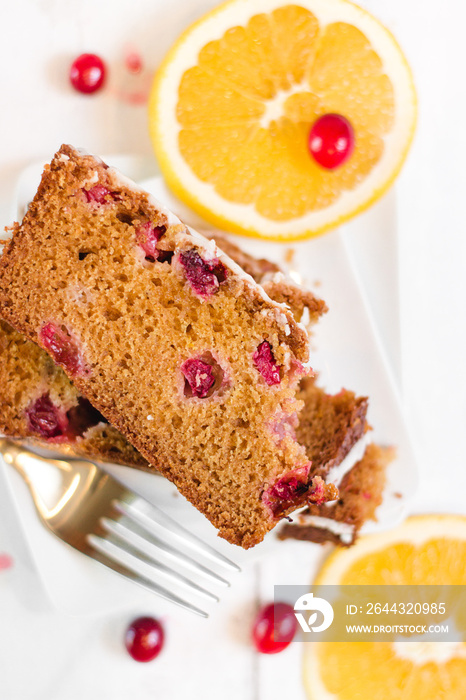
(0, 438, 240, 617)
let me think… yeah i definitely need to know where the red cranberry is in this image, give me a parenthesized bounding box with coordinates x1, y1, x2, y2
(82, 185, 121, 205)
(0, 553, 13, 571)
(308, 114, 355, 170)
(252, 602, 298, 654)
(135, 221, 166, 260)
(70, 53, 106, 94)
(181, 357, 216, 398)
(271, 477, 303, 501)
(262, 465, 313, 516)
(26, 394, 67, 439)
(253, 341, 281, 385)
(82, 185, 114, 204)
(179, 249, 227, 297)
(40, 323, 84, 375)
(125, 616, 164, 662)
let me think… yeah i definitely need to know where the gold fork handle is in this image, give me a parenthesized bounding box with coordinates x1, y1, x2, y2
(0, 438, 69, 482)
(0, 438, 31, 479)
(0, 437, 27, 456)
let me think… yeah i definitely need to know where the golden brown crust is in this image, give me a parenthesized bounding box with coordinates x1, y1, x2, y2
(261, 279, 327, 325)
(207, 233, 327, 325)
(280, 523, 348, 546)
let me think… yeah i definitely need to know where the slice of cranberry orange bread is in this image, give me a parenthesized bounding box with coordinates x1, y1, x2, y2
(0, 145, 335, 548)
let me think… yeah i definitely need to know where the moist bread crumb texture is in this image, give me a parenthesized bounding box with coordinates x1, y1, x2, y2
(0, 145, 336, 548)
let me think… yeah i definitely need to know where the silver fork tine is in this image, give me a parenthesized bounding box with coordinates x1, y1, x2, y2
(118, 496, 241, 572)
(100, 517, 219, 602)
(88, 534, 209, 618)
(113, 504, 230, 587)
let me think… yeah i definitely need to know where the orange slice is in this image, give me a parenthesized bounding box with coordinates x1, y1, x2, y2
(149, 0, 417, 240)
(304, 515, 466, 699)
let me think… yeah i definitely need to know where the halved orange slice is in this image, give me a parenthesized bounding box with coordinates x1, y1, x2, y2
(149, 0, 416, 240)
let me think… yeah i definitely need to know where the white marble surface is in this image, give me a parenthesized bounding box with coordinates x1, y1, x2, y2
(0, 1, 465, 698)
